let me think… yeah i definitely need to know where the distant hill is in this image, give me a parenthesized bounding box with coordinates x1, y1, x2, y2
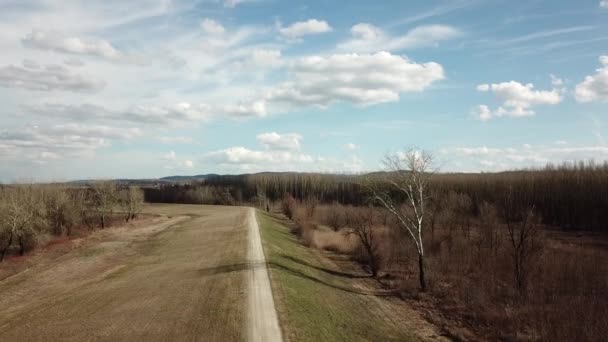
(160, 174, 221, 182)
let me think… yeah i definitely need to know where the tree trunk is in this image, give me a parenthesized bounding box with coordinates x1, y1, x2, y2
(18, 236, 25, 256)
(101, 214, 105, 229)
(418, 253, 427, 291)
(0, 231, 14, 262)
(365, 243, 377, 277)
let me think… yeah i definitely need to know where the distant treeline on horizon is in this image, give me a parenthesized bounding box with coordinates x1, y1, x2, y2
(143, 162, 608, 233)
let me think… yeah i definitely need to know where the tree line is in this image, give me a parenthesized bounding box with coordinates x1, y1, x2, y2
(0, 182, 144, 261)
(146, 162, 608, 232)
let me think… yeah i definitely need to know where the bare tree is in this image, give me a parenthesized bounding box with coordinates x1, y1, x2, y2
(0, 185, 45, 261)
(91, 181, 118, 229)
(325, 202, 344, 231)
(500, 187, 543, 297)
(366, 149, 435, 291)
(119, 186, 145, 222)
(345, 206, 380, 277)
(44, 185, 77, 236)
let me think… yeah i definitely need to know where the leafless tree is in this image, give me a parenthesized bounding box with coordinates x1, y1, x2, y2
(500, 187, 543, 296)
(345, 206, 380, 277)
(0, 185, 45, 261)
(325, 202, 344, 231)
(304, 196, 318, 218)
(44, 185, 77, 236)
(91, 181, 118, 229)
(119, 186, 144, 222)
(365, 149, 435, 291)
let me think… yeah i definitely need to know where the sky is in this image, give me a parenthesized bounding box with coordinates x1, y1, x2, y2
(0, 0, 607, 181)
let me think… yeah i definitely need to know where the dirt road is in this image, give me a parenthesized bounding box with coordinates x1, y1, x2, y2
(0, 204, 280, 342)
(247, 208, 283, 342)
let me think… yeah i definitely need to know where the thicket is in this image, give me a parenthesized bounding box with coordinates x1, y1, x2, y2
(0, 182, 145, 261)
(285, 197, 607, 341)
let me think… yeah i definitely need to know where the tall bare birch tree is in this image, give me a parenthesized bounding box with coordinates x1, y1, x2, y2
(366, 149, 435, 291)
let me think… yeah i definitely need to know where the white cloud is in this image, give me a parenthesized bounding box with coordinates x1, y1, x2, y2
(338, 23, 461, 53)
(268, 51, 444, 107)
(0, 63, 104, 92)
(64, 58, 85, 67)
(448, 143, 608, 171)
(205, 146, 313, 165)
(575, 56, 608, 102)
(601, 1, 608, 8)
(257, 132, 302, 151)
(550, 74, 564, 87)
(224, 0, 242, 8)
(22, 30, 121, 60)
(279, 19, 332, 39)
(251, 49, 282, 67)
(221, 100, 267, 118)
(475, 81, 562, 120)
(22, 59, 40, 69)
(344, 143, 358, 150)
(159, 136, 195, 144)
(201, 18, 225, 34)
(0, 123, 140, 163)
(25, 99, 268, 126)
(184, 160, 194, 168)
(474, 105, 493, 121)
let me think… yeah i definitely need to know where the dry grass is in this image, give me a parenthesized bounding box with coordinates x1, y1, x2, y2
(0, 204, 250, 341)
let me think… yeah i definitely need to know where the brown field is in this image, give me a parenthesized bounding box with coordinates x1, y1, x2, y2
(0, 204, 249, 342)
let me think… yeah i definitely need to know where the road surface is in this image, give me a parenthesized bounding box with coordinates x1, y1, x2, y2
(0, 204, 282, 342)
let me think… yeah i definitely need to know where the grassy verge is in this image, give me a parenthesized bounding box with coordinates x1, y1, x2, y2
(257, 211, 416, 342)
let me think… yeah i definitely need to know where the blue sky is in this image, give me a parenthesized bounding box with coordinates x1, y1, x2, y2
(0, 0, 607, 181)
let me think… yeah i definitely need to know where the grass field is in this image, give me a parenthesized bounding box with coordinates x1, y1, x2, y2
(257, 211, 443, 342)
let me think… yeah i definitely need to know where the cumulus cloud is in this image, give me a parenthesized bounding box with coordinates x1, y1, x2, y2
(474, 105, 493, 121)
(201, 18, 225, 34)
(268, 51, 444, 107)
(474, 81, 563, 120)
(338, 23, 461, 53)
(257, 132, 302, 151)
(22, 30, 121, 60)
(203, 131, 313, 170)
(279, 19, 332, 39)
(0, 63, 104, 92)
(575, 56, 608, 102)
(205, 146, 313, 165)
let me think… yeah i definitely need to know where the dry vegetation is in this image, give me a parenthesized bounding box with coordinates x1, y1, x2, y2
(0, 181, 144, 263)
(145, 157, 608, 341)
(4, 158, 606, 341)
